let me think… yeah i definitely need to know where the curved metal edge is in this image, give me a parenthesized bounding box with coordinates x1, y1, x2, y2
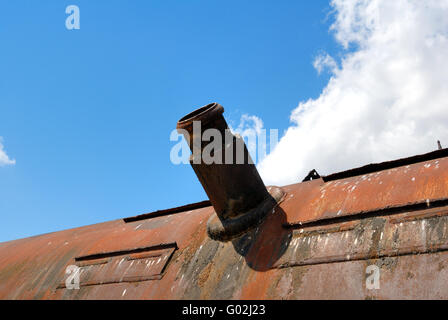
(176, 102, 224, 131)
(206, 186, 286, 242)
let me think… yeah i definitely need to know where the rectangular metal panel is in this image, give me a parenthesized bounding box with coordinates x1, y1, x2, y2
(274, 206, 448, 268)
(58, 243, 177, 288)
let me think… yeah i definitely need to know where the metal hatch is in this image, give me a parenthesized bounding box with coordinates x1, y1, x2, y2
(58, 243, 177, 288)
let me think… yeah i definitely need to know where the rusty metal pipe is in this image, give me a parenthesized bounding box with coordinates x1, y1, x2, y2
(177, 103, 284, 241)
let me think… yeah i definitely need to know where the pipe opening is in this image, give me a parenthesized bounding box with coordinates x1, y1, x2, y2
(177, 103, 219, 124)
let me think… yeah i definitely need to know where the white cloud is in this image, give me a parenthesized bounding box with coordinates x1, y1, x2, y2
(313, 53, 339, 74)
(0, 138, 16, 166)
(230, 114, 265, 163)
(258, 0, 448, 186)
(232, 114, 264, 137)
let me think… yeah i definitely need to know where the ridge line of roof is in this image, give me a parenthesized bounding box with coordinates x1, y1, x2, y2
(323, 148, 448, 182)
(123, 200, 211, 223)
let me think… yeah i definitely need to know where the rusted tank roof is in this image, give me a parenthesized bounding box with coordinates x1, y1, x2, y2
(1, 148, 447, 299)
(1, 103, 448, 299)
(283, 149, 448, 227)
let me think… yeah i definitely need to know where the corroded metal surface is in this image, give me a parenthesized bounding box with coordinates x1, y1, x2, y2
(1, 151, 448, 299)
(281, 156, 448, 226)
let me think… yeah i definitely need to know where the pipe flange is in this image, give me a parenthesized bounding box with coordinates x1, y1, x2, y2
(206, 186, 286, 242)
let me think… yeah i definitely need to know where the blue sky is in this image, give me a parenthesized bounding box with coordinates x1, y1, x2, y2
(0, 1, 339, 242)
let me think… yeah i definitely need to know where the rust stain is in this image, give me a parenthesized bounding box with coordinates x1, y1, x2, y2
(1, 140, 448, 299)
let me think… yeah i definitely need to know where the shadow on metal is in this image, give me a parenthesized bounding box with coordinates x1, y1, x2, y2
(232, 206, 291, 271)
